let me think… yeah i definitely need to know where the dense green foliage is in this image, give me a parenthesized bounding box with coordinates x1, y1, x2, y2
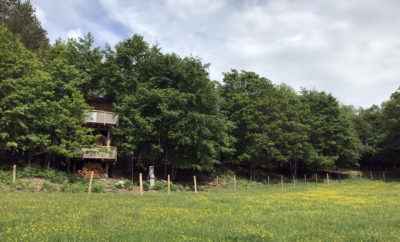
(1, 180, 400, 241)
(220, 71, 361, 176)
(0, 0, 49, 52)
(1, 2, 400, 176)
(0, 26, 93, 164)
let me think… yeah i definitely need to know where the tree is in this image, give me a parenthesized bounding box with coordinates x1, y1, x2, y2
(300, 90, 361, 169)
(0, 26, 93, 165)
(0, 0, 49, 51)
(353, 105, 384, 168)
(108, 36, 233, 174)
(54, 34, 104, 98)
(380, 89, 400, 167)
(221, 70, 312, 177)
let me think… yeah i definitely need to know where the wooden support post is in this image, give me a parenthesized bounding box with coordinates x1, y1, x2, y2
(12, 164, 16, 184)
(167, 174, 171, 194)
(233, 175, 237, 192)
(267, 176, 270, 185)
(193, 176, 198, 193)
(326, 173, 330, 184)
(281, 175, 284, 192)
(216, 176, 219, 186)
(304, 175, 307, 184)
(88, 171, 94, 194)
(315, 174, 318, 185)
(139, 173, 143, 195)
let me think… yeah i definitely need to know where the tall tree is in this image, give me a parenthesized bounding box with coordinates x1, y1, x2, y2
(221, 70, 312, 176)
(108, 36, 233, 173)
(380, 89, 400, 167)
(300, 90, 361, 169)
(0, 0, 49, 51)
(353, 105, 384, 168)
(0, 26, 93, 164)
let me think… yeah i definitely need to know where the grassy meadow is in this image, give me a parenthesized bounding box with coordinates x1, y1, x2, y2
(0, 179, 399, 241)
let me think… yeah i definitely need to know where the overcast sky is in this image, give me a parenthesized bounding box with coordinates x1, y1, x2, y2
(32, 0, 400, 107)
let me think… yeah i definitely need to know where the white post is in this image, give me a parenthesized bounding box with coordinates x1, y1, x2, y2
(167, 174, 171, 194)
(12, 164, 16, 184)
(139, 173, 143, 195)
(233, 175, 237, 192)
(149, 165, 155, 189)
(193, 176, 198, 193)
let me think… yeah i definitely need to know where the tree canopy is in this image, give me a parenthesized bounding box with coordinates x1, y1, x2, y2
(0, 0, 49, 52)
(1, 4, 400, 177)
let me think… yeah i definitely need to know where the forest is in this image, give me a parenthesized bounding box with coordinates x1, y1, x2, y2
(1, 0, 399, 179)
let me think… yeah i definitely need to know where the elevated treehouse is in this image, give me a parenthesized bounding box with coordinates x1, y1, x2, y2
(81, 98, 118, 176)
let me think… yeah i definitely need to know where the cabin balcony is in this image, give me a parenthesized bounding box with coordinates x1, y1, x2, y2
(82, 146, 117, 160)
(84, 110, 118, 126)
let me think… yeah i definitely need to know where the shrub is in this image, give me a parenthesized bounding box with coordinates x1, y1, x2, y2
(61, 182, 87, 193)
(143, 180, 188, 192)
(18, 166, 71, 184)
(41, 181, 59, 192)
(91, 182, 105, 193)
(0, 170, 11, 184)
(9, 180, 35, 191)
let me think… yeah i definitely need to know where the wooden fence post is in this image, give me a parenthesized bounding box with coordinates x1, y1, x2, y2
(167, 174, 171, 194)
(139, 173, 143, 195)
(88, 171, 94, 194)
(267, 176, 270, 185)
(304, 175, 307, 184)
(12, 164, 16, 184)
(233, 175, 237, 192)
(326, 173, 330, 184)
(193, 176, 198, 193)
(281, 175, 284, 192)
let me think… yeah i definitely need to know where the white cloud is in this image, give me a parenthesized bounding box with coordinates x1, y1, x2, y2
(32, 0, 400, 107)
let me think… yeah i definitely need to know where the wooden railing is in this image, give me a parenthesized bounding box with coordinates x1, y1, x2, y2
(82, 146, 117, 160)
(84, 110, 118, 125)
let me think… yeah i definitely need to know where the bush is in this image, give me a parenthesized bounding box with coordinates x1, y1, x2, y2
(61, 182, 87, 193)
(142, 179, 188, 192)
(0, 170, 11, 184)
(9, 180, 36, 192)
(91, 182, 105, 193)
(41, 181, 59, 192)
(113, 180, 133, 190)
(18, 166, 71, 184)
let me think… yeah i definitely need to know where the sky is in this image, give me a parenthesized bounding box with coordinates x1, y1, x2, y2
(32, 0, 400, 107)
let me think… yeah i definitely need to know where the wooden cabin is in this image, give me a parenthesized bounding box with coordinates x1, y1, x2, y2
(81, 97, 118, 177)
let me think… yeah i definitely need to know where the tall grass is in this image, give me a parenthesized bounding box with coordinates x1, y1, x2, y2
(0, 180, 399, 241)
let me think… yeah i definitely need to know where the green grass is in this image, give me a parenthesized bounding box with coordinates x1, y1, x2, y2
(0, 180, 399, 241)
